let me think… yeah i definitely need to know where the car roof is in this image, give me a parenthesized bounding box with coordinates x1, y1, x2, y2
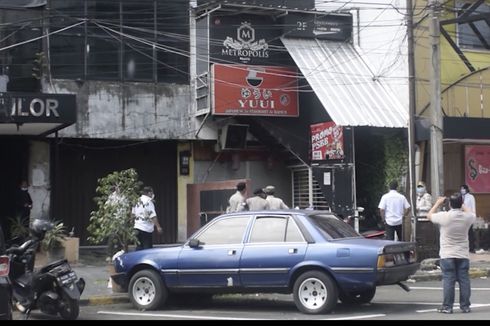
(221, 209, 338, 218)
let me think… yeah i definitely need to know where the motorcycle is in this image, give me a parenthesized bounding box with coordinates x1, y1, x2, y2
(343, 207, 386, 240)
(6, 219, 85, 320)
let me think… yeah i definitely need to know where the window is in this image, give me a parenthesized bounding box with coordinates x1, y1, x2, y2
(249, 216, 304, 243)
(196, 216, 250, 245)
(457, 1, 490, 51)
(308, 214, 360, 240)
(48, 0, 189, 83)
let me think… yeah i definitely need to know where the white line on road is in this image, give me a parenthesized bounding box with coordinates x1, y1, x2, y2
(409, 287, 490, 291)
(97, 310, 263, 320)
(416, 303, 490, 313)
(322, 314, 386, 320)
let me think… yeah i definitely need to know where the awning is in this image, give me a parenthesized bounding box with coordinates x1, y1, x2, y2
(282, 37, 408, 128)
(0, 92, 76, 136)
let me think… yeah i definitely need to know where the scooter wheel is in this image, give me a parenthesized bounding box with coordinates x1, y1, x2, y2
(59, 293, 79, 320)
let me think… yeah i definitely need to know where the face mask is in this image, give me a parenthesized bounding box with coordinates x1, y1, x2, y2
(416, 187, 425, 195)
(461, 189, 467, 195)
(21, 187, 28, 191)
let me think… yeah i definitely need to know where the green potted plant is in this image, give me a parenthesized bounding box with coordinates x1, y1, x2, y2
(8, 215, 30, 244)
(40, 220, 67, 262)
(87, 168, 142, 257)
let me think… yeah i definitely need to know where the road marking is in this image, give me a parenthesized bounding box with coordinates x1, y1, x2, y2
(417, 303, 490, 313)
(410, 287, 490, 291)
(97, 310, 263, 320)
(322, 314, 386, 320)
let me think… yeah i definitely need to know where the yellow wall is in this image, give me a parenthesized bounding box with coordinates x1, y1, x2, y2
(177, 142, 193, 242)
(414, 0, 490, 117)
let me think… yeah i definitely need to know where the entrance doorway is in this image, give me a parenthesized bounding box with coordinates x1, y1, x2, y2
(0, 137, 29, 239)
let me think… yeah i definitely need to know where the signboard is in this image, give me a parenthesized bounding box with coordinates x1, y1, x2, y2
(310, 121, 344, 161)
(282, 12, 353, 41)
(212, 64, 298, 117)
(210, 14, 286, 65)
(0, 92, 76, 124)
(465, 145, 490, 193)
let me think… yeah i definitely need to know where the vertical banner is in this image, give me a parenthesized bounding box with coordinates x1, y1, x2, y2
(465, 145, 490, 193)
(310, 121, 344, 161)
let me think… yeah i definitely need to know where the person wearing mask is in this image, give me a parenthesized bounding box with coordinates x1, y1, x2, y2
(15, 180, 33, 229)
(246, 188, 269, 211)
(427, 193, 476, 314)
(263, 185, 289, 210)
(378, 180, 410, 241)
(132, 186, 162, 251)
(227, 182, 247, 213)
(416, 181, 433, 217)
(460, 184, 476, 253)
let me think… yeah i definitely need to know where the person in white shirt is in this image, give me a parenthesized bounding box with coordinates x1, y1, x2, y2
(263, 185, 289, 210)
(378, 180, 410, 241)
(227, 182, 247, 213)
(460, 184, 476, 253)
(132, 186, 162, 251)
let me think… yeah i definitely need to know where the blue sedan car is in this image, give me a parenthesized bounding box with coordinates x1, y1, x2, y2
(112, 210, 420, 314)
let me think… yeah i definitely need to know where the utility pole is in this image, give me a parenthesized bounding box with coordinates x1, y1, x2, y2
(429, 0, 444, 197)
(407, 0, 417, 241)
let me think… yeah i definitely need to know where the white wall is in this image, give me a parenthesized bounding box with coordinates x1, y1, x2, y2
(28, 141, 50, 221)
(44, 80, 193, 140)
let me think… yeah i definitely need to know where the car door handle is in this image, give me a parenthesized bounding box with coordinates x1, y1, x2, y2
(288, 248, 298, 254)
(228, 250, 236, 256)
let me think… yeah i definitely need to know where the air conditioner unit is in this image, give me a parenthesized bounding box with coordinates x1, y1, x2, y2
(219, 124, 249, 150)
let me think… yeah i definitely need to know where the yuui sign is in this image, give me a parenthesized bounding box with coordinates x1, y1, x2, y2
(310, 121, 344, 161)
(465, 145, 490, 193)
(212, 64, 298, 117)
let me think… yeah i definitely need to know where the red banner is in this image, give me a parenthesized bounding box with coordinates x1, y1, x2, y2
(212, 64, 298, 117)
(465, 145, 490, 193)
(310, 121, 344, 161)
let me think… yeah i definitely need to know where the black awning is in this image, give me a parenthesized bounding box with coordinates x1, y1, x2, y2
(0, 92, 76, 136)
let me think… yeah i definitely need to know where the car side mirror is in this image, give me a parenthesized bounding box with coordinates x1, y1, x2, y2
(188, 239, 201, 248)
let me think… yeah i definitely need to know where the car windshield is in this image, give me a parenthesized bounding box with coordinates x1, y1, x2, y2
(308, 214, 361, 240)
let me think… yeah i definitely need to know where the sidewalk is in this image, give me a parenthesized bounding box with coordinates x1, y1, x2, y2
(71, 248, 490, 307)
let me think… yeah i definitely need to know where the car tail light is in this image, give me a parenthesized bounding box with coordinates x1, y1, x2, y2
(0, 255, 9, 277)
(377, 254, 395, 269)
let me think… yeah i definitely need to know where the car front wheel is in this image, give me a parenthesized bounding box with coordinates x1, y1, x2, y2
(293, 271, 338, 314)
(129, 269, 168, 310)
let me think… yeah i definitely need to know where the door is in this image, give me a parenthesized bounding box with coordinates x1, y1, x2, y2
(177, 215, 250, 288)
(239, 215, 307, 287)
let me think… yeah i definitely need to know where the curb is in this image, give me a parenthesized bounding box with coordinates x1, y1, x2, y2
(80, 295, 129, 306)
(409, 268, 490, 282)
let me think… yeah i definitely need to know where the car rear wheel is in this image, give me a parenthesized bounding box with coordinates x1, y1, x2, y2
(129, 270, 168, 310)
(293, 271, 338, 314)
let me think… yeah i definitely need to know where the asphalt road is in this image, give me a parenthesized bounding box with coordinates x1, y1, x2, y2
(16, 278, 490, 320)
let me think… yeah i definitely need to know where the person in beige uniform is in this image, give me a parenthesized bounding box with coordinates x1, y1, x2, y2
(263, 185, 289, 210)
(246, 188, 269, 211)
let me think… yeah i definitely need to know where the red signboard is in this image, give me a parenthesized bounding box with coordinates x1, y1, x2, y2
(465, 145, 490, 193)
(212, 64, 298, 117)
(310, 121, 344, 161)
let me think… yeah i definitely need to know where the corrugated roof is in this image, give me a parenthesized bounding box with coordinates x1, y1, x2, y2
(282, 37, 408, 128)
